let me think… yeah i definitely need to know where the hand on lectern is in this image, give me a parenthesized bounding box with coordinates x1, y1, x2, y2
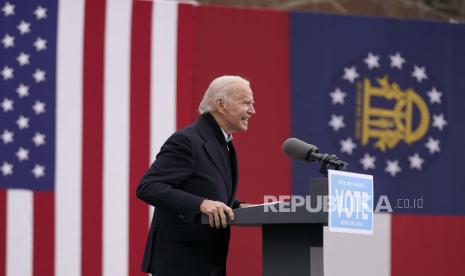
(200, 199, 235, 229)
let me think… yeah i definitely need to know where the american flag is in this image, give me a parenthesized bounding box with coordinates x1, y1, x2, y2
(0, 0, 179, 275)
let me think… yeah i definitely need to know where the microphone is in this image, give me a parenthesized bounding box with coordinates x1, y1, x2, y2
(282, 138, 348, 168)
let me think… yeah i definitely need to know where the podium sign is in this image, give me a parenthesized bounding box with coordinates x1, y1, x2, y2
(328, 170, 373, 235)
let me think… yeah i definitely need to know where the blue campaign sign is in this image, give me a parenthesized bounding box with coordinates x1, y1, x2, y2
(328, 170, 373, 235)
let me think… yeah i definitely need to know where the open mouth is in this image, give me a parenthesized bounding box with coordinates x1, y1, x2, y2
(241, 117, 249, 124)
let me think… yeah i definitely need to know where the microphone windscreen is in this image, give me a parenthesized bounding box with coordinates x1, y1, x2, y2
(282, 138, 317, 161)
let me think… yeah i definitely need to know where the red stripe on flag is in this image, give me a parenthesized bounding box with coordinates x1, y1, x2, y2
(185, 6, 291, 276)
(82, 0, 106, 275)
(33, 192, 54, 276)
(129, 1, 152, 276)
(392, 214, 465, 276)
(0, 191, 5, 276)
(177, 4, 196, 129)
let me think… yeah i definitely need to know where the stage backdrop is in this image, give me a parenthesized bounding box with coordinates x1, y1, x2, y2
(1, 1, 465, 276)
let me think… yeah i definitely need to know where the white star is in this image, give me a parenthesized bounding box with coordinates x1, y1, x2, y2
(328, 114, 345, 131)
(340, 137, 357, 155)
(1, 98, 14, 112)
(427, 87, 442, 104)
(329, 88, 346, 105)
(33, 69, 46, 83)
(390, 52, 405, 69)
(385, 160, 401, 177)
(32, 101, 46, 114)
(2, 34, 14, 48)
(16, 83, 29, 97)
(1, 129, 14, 144)
(16, 147, 29, 161)
(17, 52, 30, 66)
(16, 115, 30, 129)
(412, 65, 428, 82)
(408, 153, 424, 170)
(2, 2, 14, 16)
(33, 37, 47, 51)
(1, 162, 13, 176)
(432, 114, 447, 131)
(32, 132, 46, 146)
(34, 6, 47, 20)
(32, 164, 45, 178)
(17, 20, 31, 35)
(343, 66, 359, 83)
(364, 52, 380, 70)
(359, 153, 376, 170)
(425, 137, 440, 154)
(1, 66, 14, 80)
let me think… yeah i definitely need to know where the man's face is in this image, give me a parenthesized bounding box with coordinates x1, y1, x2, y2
(220, 84, 256, 133)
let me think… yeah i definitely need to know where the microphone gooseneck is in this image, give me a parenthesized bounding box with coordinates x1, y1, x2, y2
(282, 138, 348, 174)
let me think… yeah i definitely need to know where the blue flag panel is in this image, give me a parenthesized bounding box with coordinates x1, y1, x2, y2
(290, 13, 465, 215)
(0, 0, 57, 191)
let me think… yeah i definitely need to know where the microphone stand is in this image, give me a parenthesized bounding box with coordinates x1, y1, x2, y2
(316, 153, 348, 176)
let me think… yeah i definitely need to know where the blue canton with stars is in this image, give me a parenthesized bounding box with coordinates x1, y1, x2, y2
(326, 50, 447, 178)
(1, 1, 57, 191)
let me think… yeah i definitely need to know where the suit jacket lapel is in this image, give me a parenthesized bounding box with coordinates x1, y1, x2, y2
(203, 141, 232, 196)
(228, 142, 238, 199)
(197, 117, 233, 196)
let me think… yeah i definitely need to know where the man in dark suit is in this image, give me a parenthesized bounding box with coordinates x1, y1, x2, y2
(137, 75, 256, 276)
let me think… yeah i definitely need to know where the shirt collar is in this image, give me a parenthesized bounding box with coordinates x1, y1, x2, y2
(221, 128, 233, 143)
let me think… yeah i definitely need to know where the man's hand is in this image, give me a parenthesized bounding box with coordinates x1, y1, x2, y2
(200, 199, 234, 229)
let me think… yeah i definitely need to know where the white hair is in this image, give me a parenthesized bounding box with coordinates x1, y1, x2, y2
(198, 75, 250, 114)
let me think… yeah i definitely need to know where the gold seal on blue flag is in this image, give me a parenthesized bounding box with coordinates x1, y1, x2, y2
(326, 51, 447, 178)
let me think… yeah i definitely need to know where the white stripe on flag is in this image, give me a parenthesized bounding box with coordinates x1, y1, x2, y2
(55, 0, 85, 275)
(324, 213, 392, 276)
(102, 0, 132, 275)
(6, 190, 33, 276)
(149, 0, 179, 219)
(151, 0, 178, 160)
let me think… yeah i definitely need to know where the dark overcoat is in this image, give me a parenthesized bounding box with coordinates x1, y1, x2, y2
(137, 113, 240, 276)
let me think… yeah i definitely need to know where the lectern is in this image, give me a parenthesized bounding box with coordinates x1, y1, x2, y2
(201, 179, 328, 276)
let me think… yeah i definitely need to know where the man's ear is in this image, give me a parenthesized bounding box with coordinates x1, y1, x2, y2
(217, 98, 226, 114)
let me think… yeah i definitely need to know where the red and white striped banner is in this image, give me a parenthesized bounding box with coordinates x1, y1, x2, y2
(1, 1, 179, 276)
